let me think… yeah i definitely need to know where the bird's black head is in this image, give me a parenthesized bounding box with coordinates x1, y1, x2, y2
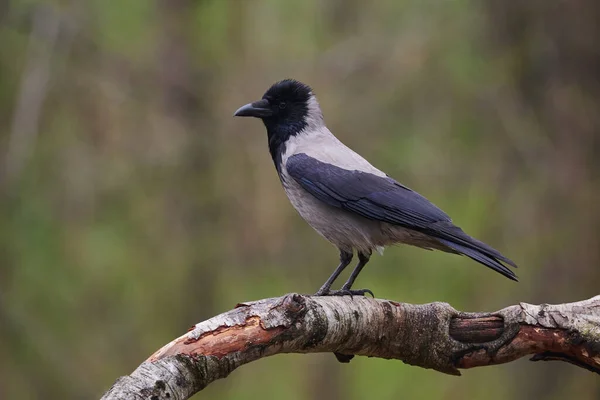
(234, 79, 319, 170)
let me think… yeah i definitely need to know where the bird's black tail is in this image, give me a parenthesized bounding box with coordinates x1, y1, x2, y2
(434, 225, 518, 281)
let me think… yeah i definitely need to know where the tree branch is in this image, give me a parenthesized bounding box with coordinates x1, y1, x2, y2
(102, 295, 600, 400)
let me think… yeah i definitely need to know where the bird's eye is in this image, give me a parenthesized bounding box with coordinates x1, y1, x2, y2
(279, 101, 287, 109)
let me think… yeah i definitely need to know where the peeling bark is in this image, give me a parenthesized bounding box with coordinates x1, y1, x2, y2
(101, 295, 600, 400)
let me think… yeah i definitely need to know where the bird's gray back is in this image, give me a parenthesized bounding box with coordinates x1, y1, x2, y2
(279, 127, 441, 253)
(281, 126, 386, 177)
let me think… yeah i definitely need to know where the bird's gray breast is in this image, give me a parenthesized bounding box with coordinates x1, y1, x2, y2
(278, 129, 389, 253)
(280, 169, 381, 253)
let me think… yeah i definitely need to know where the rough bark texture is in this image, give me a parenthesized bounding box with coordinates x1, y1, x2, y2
(102, 295, 600, 400)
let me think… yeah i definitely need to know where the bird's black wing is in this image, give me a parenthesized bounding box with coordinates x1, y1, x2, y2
(286, 153, 517, 280)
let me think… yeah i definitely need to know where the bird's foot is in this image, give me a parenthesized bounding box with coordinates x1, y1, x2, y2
(315, 288, 374, 298)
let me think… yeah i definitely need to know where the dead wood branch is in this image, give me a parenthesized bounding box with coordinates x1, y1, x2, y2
(102, 294, 600, 400)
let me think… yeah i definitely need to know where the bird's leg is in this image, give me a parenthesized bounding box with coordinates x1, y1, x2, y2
(314, 250, 353, 296)
(338, 251, 373, 297)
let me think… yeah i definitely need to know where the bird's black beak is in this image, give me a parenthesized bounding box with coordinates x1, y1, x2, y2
(233, 99, 273, 118)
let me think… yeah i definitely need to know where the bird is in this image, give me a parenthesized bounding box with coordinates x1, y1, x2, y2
(234, 79, 518, 296)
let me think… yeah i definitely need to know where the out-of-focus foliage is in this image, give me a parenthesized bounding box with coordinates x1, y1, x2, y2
(0, 1, 598, 399)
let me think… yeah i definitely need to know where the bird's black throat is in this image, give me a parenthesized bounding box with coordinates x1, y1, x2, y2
(264, 119, 307, 173)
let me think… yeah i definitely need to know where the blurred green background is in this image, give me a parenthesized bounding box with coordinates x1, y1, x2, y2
(0, 0, 599, 399)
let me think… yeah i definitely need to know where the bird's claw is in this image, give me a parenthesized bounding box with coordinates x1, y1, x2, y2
(315, 288, 375, 298)
(345, 288, 375, 298)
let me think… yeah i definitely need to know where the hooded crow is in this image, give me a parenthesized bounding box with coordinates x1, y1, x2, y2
(234, 79, 518, 296)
